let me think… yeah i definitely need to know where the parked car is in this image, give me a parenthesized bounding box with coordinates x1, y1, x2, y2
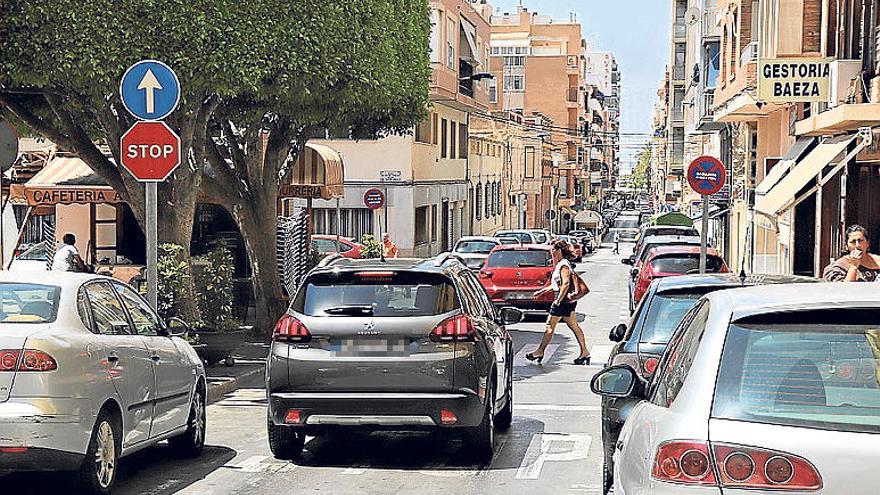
(8, 241, 51, 271)
(0, 271, 206, 494)
(635, 225, 699, 243)
(477, 244, 555, 312)
(599, 273, 818, 494)
(569, 230, 598, 253)
(555, 235, 583, 262)
(594, 283, 880, 495)
(494, 230, 540, 244)
(453, 236, 508, 270)
(630, 245, 729, 309)
(310, 234, 363, 259)
(528, 230, 553, 244)
(266, 254, 522, 462)
(629, 233, 702, 263)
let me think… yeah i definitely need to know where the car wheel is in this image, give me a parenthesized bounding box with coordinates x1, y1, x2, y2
(468, 379, 495, 462)
(495, 364, 513, 431)
(169, 387, 206, 457)
(267, 415, 305, 460)
(78, 410, 119, 495)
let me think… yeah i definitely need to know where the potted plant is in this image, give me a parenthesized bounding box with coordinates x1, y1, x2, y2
(360, 234, 383, 259)
(192, 246, 249, 366)
(155, 244, 206, 354)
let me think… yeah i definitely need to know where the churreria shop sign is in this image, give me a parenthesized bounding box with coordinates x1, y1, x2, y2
(758, 58, 831, 103)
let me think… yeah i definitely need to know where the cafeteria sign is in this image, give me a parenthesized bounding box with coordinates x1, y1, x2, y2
(758, 58, 831, 103)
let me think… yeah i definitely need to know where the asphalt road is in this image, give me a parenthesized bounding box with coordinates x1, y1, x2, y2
(6, 243, 634, 495)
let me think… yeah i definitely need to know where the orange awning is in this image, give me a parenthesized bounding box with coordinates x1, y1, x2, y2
(9, 156, 122, 206)
(280, 143, 345, 200)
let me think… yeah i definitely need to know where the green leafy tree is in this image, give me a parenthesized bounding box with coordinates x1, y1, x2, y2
(1, 1, 430, 333)
(632, 146, 652, 190)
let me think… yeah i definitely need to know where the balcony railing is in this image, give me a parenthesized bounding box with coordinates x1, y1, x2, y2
(740, 42, 758, 66)
(673, 64, 686, 81)
(701, 90, 715, 119)
(702, 9, 720, 37)
(674, 22, 686, 39)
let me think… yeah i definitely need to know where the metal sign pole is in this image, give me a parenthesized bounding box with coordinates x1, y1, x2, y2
(146, 182, 158, 310)
(700, 198, 709, 274)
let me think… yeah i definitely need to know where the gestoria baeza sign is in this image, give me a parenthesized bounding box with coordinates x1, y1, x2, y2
(758, 58, 831, 103)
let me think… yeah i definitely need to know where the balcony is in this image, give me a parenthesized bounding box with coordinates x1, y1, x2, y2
(697, 89, 725, 131)
(795, 103, 880, 136)
(673, 21, 686, 40)
(672, 64, 686, 82)
(701, 9, 720, 38)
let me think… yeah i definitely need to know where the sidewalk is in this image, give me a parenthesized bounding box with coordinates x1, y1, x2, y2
(205, 341, 270, 404)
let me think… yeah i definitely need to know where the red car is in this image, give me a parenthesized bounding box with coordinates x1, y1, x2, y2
(631, 245, 728, 307)
(477, 244, 555, 311)
(311, 235, 363, 259)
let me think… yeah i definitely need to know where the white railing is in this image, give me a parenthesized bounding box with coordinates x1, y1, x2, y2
(740, 42, 758, 66)
(701, 9, 720, 37)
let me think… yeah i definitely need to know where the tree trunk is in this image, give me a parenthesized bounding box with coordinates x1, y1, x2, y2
(229, 193, 286, 335)
(156, 184, 201, 324)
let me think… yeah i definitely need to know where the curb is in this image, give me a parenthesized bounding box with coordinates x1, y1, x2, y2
(206, 366, 265, 405)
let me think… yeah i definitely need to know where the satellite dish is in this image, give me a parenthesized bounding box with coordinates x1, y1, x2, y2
(685, 6, 701, 26)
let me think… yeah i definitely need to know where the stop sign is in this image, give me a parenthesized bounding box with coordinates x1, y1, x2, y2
(120, 121, 181, 181)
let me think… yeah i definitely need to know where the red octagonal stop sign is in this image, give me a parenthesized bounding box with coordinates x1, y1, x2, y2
(120, 121, 181, 182)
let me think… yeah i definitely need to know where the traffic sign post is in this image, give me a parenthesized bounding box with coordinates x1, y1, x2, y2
(687, 156, 726, 274)
(119, 61, 181, 310)
(363, 188, 385, 210)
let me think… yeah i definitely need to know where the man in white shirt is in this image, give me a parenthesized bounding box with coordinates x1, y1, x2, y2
(51, 233, 88, 272)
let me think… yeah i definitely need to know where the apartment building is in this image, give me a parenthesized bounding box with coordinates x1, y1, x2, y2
(486, 4, 589, 232)
(304, 0, 492, 257)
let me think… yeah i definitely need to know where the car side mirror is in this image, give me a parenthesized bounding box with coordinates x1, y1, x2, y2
(621, 257, 633, 265)
(590, 365, 642, 398)
(165, 317, 190, 337)
(498, 307, 524, 326)
(630, 268, 639, 277)
(609, 323, 627, 342)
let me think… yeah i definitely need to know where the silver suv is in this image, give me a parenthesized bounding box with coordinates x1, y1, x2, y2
(266, 255, 523, 461)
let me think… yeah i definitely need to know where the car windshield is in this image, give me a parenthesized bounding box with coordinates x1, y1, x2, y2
(645, 227, 698, 237)
(0, 283, 60, 323)
(532, 232, 548, 243)
(486, 250, 551, 268)
(497, 232, 531, 243)
(293, 272, 459, 317)
(650, 255, 723, 274)
(455, 241, 497, 254)
(713, 312, 880, 434)
(640, 293, 702, 343)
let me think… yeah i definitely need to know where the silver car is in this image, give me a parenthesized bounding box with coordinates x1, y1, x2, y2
(592, 283, 880, 494)
(266, 254, 522, 462)
(453, 236, 509, 270)
(0, 271, 206, 494)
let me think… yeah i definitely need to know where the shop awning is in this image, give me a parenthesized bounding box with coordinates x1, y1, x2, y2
(8, 156, 122, 206)
(280, 143, 345, 200)
(461, 19, 480, 65)
(560, 206, 576, 218)
(573, 209, 602, 227)
(755, 137, 815, 196)
(755, 134, 861, 216)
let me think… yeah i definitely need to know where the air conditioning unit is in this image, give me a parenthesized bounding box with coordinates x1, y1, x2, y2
(829, 60, 862, 107)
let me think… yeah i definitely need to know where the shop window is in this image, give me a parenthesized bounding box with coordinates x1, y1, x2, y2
(415, 206, 430, 245)
(415, 114, 432, 144)
(431, 204, 438, 242)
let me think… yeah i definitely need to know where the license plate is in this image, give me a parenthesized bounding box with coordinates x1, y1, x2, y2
(506, 292, 533, 300)
(334, 339, 409, 356)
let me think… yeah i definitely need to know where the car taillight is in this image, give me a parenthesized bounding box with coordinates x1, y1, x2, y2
(478, 270, 493, 279)
(652, 441, 716, 485)
(0, 350, 57, 372)
(712, 443, 821, 490)
(430, 314, 475, 342)
(272, 314, 312, 343)
(642, 356, 659, 376)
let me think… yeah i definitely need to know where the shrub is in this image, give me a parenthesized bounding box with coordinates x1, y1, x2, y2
(360, 234, 383, 259)
(193, 247, 237, 332)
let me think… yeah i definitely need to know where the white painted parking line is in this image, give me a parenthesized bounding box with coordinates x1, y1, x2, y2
(225, 455, 296, 474)
(516, 404, 601, 412)
(516, 433, 592, 480)
(514, 344, 561, 366)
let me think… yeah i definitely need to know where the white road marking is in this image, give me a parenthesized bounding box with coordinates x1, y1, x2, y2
(228, 455, 269, 472)
(516, 433, 592, 480)
(516, 404, 601, 412)
(589, 344, 614, 367)
(342, 467, 367, 475)
(514, 343, 561, 366)
(223, 455, 297, 473)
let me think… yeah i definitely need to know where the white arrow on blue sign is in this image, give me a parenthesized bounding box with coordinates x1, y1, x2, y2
(119, 60, 181, 121)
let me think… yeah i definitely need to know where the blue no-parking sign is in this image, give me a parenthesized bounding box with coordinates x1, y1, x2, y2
(120, 60, 181, 121)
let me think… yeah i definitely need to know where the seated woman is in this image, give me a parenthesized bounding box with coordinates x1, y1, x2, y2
(823, 225, 880, 282)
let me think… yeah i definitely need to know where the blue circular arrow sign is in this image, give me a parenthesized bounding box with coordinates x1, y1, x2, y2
(687, 156, 726, 196)
(119, 60, 181, 121)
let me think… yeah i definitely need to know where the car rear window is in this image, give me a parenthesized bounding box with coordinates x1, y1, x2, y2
(455, 240, 498, 254)
(713, 312, 880, 434)
(650, 255, 723, 274)
(497, 237, 520, 245)
(486, 250, 551, 268)
(292, 271, 459, 317)
(497, 232, 532, 243)
(646, 228, 698, 237)
(0, 283, 60, 323)
(640, 293, 703, 343)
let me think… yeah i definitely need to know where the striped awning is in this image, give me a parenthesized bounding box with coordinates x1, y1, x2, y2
(280, 143, 344, 200)
(8, 155, 122, 206)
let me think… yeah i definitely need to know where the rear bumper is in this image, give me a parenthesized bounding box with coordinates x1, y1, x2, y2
(484, 288, 553, 310)
(268, 390, 485, 432)
(0, 398, 94, 471)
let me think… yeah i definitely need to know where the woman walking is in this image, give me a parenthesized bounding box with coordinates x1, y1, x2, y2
(526, 239, 591, 365)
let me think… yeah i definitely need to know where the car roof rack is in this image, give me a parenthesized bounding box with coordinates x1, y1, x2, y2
(317, 253, 349, 268)
(433, 252, 466, 267)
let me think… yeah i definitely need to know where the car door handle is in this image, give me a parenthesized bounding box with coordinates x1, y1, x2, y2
(107, 352, 119, 363)
(150, 354, 161, 362)
(616, 440, 624, 451)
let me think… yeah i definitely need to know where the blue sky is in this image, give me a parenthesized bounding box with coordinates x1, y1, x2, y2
(488, 0, 671, 172)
